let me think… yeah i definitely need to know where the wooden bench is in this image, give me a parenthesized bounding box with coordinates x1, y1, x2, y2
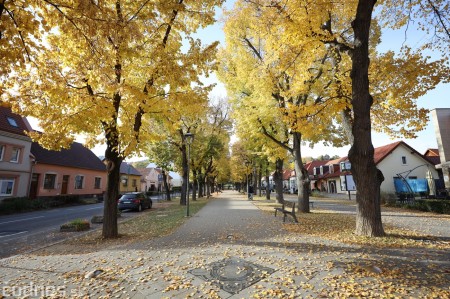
(274, 201, 298, 223)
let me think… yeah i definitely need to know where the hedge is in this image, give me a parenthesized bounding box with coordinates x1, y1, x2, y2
(0, 195, 85, 215)
(401, 199, 450, 214)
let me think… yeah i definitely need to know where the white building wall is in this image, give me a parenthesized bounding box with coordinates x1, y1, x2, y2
(0, 132, 33, 198)
(377, 145, 439, 194)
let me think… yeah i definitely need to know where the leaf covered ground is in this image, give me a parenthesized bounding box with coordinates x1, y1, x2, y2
(253, 197, 450, 250)
(35, 199, 209, 256)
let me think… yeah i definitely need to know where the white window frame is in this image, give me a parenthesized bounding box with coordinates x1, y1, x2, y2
(329, 165, 334, 174)
(10, 147, 20, 163)
(94, 177, 102, 189)
(0, 178, 15, 196)
(75, 175, 85, 189)
(0, 145, 4, 161)
(320, 166, 324, 175)
(43, 173, 57, 189)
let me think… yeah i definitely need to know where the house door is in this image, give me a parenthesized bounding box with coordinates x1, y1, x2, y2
(329, 181, 336, 193)
(61, 175, 69, 194)
(29, 173, 39, 199)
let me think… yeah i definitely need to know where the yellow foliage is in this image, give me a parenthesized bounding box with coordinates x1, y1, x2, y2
(3, 0, 223, 158)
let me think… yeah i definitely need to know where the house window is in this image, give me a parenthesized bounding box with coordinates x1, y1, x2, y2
(122, 177, 128, 187)
(401, 156, 407, 165)
(44, 174, 57, 189)
(0, 145, 4, 161)
(0, 178, 14, 195)
(132, 179, 137, 187)
(340, 161, 351, 171)
(320, 166, 324, 175)
(10, 148, 20, 163)
(329, 165, 334, 173)
(313, 168, 317, 176)
(7, 117, 18, 127)
(94, 177, 101, 189)
(75, 175, 84, 189)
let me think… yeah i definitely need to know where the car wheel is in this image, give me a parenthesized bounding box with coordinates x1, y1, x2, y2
(137, 204, 143, 212)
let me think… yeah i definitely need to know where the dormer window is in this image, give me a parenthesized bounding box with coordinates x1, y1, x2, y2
(7, 117, 18, 127)
(320, 166, 324, 175)
(340, 161, 351, 172)
(313, 167, 317, 176)
(329, 165, 334, 174)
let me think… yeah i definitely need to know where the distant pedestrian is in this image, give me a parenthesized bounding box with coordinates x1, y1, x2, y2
(248, 185, 254, 200)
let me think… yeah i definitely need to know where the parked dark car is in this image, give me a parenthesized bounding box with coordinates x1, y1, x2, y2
(118, 192, 152, 212)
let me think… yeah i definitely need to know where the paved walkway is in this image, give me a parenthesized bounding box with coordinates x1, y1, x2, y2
(0, 191, 449, 298)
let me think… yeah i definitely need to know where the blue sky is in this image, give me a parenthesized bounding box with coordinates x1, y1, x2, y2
(202, 0, 449, 158)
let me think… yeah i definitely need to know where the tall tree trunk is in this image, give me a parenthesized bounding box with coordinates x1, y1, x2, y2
(181, 142, 188, 206)
(273, 158, 284, 203)
(198, 171, 204, 198)
(292, 132, 310, 212)
(265, 161, 270, 200)
(102, 144, 123, 239)
(162, 170, 171, 201)
(258, 162, 262, 197)
(206, 176, 211, 198)
(340, 107, 354, 144)
(348, 0, 385, 236)
(192, 169, 198, 201)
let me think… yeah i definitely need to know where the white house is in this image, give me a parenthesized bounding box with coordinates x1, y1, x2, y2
(169, 171, 182, 188)
(321, 141, 439, 195)
(0, 107, 34, 199)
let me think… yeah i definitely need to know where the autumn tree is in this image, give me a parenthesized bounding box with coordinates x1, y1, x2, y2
(219, 0, 347, 211)
(5, 0, 223, 238)
(320, 0, 449, 236)
(220, 0, 448, 236)
(0, 0, 49, 96)
(184, 100, 231, 198)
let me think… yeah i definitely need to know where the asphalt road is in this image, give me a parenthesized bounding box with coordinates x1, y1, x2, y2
(0, 203, 109, 259)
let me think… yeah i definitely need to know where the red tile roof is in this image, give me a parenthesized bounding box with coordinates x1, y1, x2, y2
(0, 106, 30, 137)
(423, 149, 441, 165)
(282, 169, 292, 180)
(304, 160, 328, 175)
(373, 141, 403, 164)
(424, 148, 439, 156)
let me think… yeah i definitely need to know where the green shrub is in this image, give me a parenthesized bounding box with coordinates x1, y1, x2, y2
(0, 197, 32, 214)
(60, 218, 90, 231)
(399, 199, 450, 214)
(310, 190, 323, 197)
(172, 186, 182, 192)
(381, 192, 397, 206)
(0, 195, 83, 215)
